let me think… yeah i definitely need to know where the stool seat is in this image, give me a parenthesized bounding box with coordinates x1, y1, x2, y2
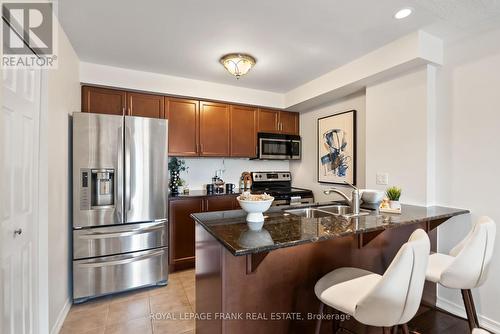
(426, 253, 454, 283)
(472, 329, 490, 334)
(315, 267, 381, 315)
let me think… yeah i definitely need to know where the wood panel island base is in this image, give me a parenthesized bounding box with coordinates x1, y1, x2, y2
(192, 204, 469, 334)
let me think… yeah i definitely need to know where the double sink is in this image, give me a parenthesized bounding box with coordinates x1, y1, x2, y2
(284, 204, 371, 219)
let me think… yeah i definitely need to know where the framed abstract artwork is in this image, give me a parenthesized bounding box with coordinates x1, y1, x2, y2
(317, 110, 356, 185)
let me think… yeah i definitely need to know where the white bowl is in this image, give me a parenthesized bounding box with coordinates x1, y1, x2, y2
(237, 196, 274, 229)
(361, 189, 385, 204)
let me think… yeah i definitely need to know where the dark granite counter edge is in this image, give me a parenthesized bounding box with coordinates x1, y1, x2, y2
(169, 190, 242, 200)
(192, 206, 470, 256)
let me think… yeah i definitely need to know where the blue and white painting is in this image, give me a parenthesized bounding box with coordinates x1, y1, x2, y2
(318, 111, 355, 184)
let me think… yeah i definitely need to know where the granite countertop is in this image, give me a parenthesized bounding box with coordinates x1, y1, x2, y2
(169, 189, 243, 199)
(191, 203, 469, 256)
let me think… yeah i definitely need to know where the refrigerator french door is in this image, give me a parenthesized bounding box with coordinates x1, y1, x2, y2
(72, 113, 169, 303)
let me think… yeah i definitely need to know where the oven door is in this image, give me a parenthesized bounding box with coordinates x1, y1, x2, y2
(259, 138, 290, 160)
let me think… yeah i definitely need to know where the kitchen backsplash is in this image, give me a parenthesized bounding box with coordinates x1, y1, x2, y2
(178, 158, 289, 190)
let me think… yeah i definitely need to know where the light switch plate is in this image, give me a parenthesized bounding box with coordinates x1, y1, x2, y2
(376, 173, 389, 185)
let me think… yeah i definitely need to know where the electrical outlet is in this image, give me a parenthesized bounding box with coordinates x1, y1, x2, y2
(376, 173, 389, 185)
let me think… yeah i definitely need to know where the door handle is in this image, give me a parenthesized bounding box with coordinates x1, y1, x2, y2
(13, 228, 22, 236)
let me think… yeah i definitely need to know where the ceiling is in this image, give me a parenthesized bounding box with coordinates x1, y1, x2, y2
(58, 0, 500, 93)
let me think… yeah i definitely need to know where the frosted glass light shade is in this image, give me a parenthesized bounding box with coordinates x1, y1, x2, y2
(219, 53, 256, 79)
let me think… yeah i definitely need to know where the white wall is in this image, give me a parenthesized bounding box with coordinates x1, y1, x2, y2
(290, 92, 366, 202)
(179, 158, 289, 190)
(365, 66, 435, 205)
(434, 27, 500, 331)
(80, 62, 284, 109)
(46, 21, 80, 333)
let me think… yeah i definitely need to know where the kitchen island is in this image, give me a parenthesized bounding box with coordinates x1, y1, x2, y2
(192, 203, 469, 334)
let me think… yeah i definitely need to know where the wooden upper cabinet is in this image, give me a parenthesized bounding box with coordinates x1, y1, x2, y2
(82, 86, 126, 115)
(279, 111, 299, 135)
(257, 108, 279, 133)
(199, 101, 230, 156)
(230, 105, 257, 157)
(166, 98, 199, 157)
(127, 92, 165, 118)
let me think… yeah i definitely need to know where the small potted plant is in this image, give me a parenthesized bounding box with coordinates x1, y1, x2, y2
(385, 186, 402, 210)
(168, 157, 188, 195)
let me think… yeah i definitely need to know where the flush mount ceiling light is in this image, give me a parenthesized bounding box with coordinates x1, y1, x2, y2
(219, 53, 256, 79)
(394, 7, 413, 19)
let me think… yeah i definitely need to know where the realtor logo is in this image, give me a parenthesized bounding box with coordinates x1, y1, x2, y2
(2, 2, 58, 68)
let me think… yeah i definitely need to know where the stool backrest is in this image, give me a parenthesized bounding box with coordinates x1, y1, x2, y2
(442, 216, 496, 289)
(354, 229, 430, 327)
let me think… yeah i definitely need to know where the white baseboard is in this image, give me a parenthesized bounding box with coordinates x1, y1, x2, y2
(50, 299, 71, 334)
(437, 296, 500, 333)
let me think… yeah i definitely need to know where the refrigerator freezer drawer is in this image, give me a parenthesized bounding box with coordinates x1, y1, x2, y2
(73, 221, 167, 259)
(73, 247, 168, 302)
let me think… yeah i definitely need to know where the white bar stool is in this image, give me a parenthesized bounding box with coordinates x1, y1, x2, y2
(426, 216, 496, 331)
(314, 229, 430, 334)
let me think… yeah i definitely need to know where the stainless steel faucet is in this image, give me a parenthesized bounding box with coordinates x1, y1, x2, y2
(323, 182, 360, 215)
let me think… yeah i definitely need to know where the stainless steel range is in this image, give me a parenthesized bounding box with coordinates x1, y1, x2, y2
(250, 172, 314, 206)
(72, 112, 169, 303)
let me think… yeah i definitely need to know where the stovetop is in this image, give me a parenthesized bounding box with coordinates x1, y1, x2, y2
(249, 171, 313, 200)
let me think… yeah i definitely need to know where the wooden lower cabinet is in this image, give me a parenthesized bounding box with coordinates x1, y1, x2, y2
(205, 196, 237, 212)
(169, 197, 203, 271)
(169, 194, 239, 272)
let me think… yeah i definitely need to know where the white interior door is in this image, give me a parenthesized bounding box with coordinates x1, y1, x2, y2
(1, 67, 41, 334)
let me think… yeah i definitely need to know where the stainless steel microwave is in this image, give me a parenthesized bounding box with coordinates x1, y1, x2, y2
(257, 133, 301, 160)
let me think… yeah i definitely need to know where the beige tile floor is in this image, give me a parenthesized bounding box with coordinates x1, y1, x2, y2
(61, 269, 195, 334)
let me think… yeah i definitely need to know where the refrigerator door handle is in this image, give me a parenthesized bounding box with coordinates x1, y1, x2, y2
(79, 224, 165, 239)
(77, 249, 165, 268)
(124, 123, 132, 216)
(116, 122, 124, 224)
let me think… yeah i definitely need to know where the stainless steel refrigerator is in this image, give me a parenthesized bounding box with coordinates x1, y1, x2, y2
(72, 112, 169, 303)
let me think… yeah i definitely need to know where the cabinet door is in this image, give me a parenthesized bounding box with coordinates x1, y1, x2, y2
(199, 101, 230, 156)
(230, 105, 257, 157)
(82, 86, 126, 115)
(166, 98, 199, 156)
(205, 196, 235, 212)
(257, 108, 279, 133)
(279, 111, 299, 135)
(169, 198, 203, 271)
(127, 92, 165, 118)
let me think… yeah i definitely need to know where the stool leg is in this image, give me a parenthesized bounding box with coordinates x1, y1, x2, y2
(332, 310, 340, 334)
(401, 323, 410, 334)
(461, 289, 479, 330)
(391, 325, 399, 334)
(382, 328, 392, 334)
(315, 302, 325, 334)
